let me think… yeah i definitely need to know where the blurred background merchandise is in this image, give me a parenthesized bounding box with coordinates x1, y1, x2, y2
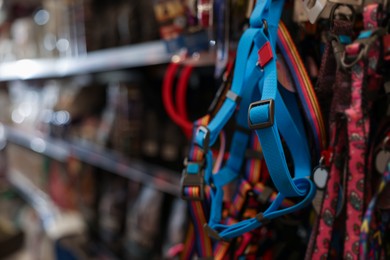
(0, 0, 162, 63)
(0, 0, 216, 258)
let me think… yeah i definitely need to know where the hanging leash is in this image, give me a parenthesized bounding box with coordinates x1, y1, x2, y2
(308, 3, 387, 259)
(179, 59, 236, 259)
(307, 5, 355, 259)
(360, 120, 390, 259)
(342, 4, 385, 259)
(162, 55, 235, 139)
(162, 62, 194, 138)
(181, 115, 214, 259)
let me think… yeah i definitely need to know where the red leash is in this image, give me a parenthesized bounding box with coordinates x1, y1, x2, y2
(162, 62, 193, 138)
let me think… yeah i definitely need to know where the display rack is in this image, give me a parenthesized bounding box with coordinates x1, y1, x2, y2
(5, 126, 181, 196)
(8, 169, 85, 240)
(0, 41, 171, 81)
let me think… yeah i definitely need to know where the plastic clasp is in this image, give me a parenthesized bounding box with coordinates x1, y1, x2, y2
(195, 125, 211, 151)
(248, 99, 275, 130)
(181, 159, 205, 201)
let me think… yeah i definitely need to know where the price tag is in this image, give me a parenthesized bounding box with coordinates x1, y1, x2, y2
(311, 166, 329, 214)
(312, 166, 329, 190)
(302, 0, 328, 23)
(376, 150, 390, 174)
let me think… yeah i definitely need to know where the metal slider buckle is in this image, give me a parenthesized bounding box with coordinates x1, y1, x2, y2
(248, 99, 275, 130)
(180, 159, 205, 201)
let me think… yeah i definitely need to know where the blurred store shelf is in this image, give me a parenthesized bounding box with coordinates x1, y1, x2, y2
(8, 169, 85, 240)
(5, 126, 181, 196)
(0, 41, 171, 82)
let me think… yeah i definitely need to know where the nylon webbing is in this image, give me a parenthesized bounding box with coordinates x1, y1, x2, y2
(203, 0, 317, 241)
(307, 16, 354, 260)
(308, 4, 385, 259)
(359, 117, 390, 259)
(277, 22, 326, 156)
(182, 116, 213, 258)
(344, 5, 382, 258)
(181, 0, 328, 255)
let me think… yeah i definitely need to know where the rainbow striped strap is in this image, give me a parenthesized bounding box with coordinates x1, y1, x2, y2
(343, 13, 383, 257)
(277, 22, 326, 156)
(181, 116, 213, 258)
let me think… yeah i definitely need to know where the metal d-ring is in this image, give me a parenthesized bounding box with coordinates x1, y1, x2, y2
(340, 48, 364, 69)
(340, 28, 385, 69)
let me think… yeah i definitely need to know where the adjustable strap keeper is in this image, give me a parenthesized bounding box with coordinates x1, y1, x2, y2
(203, 224, 232, 242)
(255, 212, 270, 224)
(181, 159, 205, 201)
(195, 125, 211, 151)
(226, 90, 241, 103)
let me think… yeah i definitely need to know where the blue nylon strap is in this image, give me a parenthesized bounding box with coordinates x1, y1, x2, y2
(207, 45, 263, 227)
(195, 27, 264, 229)
(249, 0, 271, 28)
(194, 0, 285, 149)
(193, 0, 316, 241)
(276, 87, 310, 179)
(207, 11, 275, 223)
(204, 150, 214, 186)
(248, 84, 311, 196)
(247, 0, 311, 197)
(278, 86, 306, 136)
(195, 28, 259, 149)
(207, 0, 276, 231)
(213, 178, 315, 239)
(222, 46, 263, 176)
